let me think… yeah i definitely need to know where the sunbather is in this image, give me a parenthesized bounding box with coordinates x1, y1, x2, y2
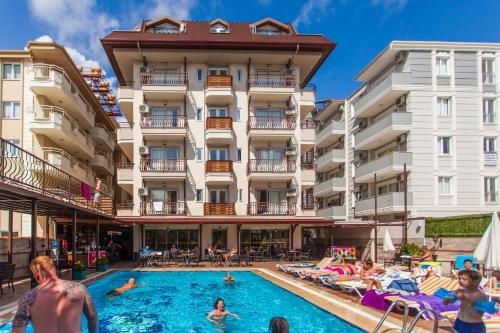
(360, 259, 385, 290)
(106, 278, 143, 296)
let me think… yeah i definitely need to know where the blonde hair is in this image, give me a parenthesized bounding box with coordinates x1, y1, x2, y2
(30, 256, 54, 276)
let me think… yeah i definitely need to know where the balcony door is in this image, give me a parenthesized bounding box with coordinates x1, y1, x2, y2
(150, 189, 178, 213)
(208, 67, 229, 76)
(151, 108, 179, 127)
(150, 148, 179, 171)
(209, 189, 227, 203)
(255, 109, 283, 128)
(256, 148, 283, 171)
(255, 70, 281, 85)
(258, 190, 284, 214)
(209, 148, 228, 161)
(208, 107, 228, 117)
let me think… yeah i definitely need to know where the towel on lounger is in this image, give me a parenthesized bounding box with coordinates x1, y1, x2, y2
(362, 290, 400, 311)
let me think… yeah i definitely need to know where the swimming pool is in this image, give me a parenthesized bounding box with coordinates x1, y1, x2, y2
(1, 271, 364, 332)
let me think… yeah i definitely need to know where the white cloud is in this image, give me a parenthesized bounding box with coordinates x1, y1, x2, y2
(148, 0, 197, 20)
(65, 46, 100, 68)
(371, 0, 408, 12)
(35, 35, 53, 42)
(292, 0, 332, 28)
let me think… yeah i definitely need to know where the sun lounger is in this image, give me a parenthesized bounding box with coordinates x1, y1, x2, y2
(441, 311, 500, 333)
(285, 257, 333, 275)
(277, 262, 316, 273)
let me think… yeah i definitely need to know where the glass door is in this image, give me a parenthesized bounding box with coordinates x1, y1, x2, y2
(209, 189, 227, 203)
(212, 229, 228, 250)
(209, 148, 228, 161)
(165, 190, 178, 214)
(151, 108, 179, 127)
(208, 107, 228, 117)
(209, 67, 229, 76)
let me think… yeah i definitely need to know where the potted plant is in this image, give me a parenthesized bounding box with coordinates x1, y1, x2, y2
(96, 257, 108, 272)
(72, 261, 86, 280)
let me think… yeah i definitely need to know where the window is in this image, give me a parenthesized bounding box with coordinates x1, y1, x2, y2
(196, 189, 203, 202)
(237, 148, 242, 162)
(482, 58, 495, 84)
(210, 23, 228, 33)
(485, 177, 497, 203)
(196, 68, 203, 82)
(255, 28, 281, 35)
(438, 176, 452, 195)
(4, 139, 20, 157)
(151, 26, 179, 33)
(2, 101, 20, 119)
(208, 148, 228, 160)
(239, 189, 243, 202)
(196, 148, 203, 161)
(208, 107, 228, 117)
(2, 64, 21, 80)
(236, 108, 241, 121)
(484, 137, 496, 153)
(438, 137, 451, 155)
(237, 69, 242, 82)
(436, 57, 449, 76)
(483, 98, 495, 124)
(196, 108, 203, 121)
(437, 97, 451, 116)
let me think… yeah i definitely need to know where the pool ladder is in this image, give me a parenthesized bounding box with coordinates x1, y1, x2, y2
(372, 301, 439, 333)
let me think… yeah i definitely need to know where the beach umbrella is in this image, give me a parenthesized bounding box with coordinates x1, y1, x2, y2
(473, 212, 500, 300)
(383, 229, 395, 252)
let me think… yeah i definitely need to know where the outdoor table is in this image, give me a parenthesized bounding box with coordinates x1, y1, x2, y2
(288, 250, 299, 262)
(179, 252, 195, 267)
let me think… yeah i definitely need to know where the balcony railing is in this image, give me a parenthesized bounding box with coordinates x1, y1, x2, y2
(248, 74, 296, 88)
(32, 147, 93, 181)
(206, 75, 233, 87)
(248, 202, 296, 215)
(248, 159, 296, 173)
(140, 71, 187, 86)
(355, 192, 411, 215)
(140, 201, 187, 215)
(300, 120, 317, 129)
(140, 115, 187, 128)
(206, 117, 233, 129)
(116, 202, 134, 210)
(140, 159, 187, 172)
(206, 160, 233, 172)
(204, 202, 235, 215)
(355, 112, 412, 147)
(0, 139, 111, 214)
(355, 152, 412, 180)
(247, 116, 296, 130)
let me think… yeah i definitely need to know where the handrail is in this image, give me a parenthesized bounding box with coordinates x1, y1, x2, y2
(372, 300, 410, 333)
(140, 158, 186, 172)
(405, 309, 439, 333)
(116, 162, 134, 169)
(140, 71, 188, 86)
(247, 116, 296, 130)
(1, 139, 112, 215)
(140, 115, 187, 128)
(248, 73, 296, 88)
(140, 201, 187, 215)
(248, 159, 296, 172)
(300, 120, 317, 129)
(31, 147, 91, 175)
(248, 202, 296, 215)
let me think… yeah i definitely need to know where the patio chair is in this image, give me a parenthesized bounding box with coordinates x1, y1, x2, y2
(191, 250, 200, 267)
(0, 263, 16, 295)
(161, 250, 170, 266)
(299, 250, 310, 261)
(287, 257, 334, 276)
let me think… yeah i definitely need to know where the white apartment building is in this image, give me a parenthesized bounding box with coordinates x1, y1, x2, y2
(103, 16, 336, 256)
(343, 41, 500, 250)
(0, 41, 117, 237)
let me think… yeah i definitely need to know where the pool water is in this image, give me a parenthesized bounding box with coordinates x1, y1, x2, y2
(1, 271, 364, 332)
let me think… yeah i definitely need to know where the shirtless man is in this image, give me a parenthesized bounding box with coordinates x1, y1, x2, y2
(106, 278, 142, 296)
(12, 256, 98, 333)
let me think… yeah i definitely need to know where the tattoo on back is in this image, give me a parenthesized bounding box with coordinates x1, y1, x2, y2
(62, 280, 87, 303)
(12, 288, 38, 328)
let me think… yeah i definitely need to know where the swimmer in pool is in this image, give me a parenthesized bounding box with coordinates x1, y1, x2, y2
(106, 278, 143, 296)
(224, 272, 235, 284)
(207, 298, 240, 323)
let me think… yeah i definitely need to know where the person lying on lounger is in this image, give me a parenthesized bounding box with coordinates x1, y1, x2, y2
(303, 264, 357, 281)
(207, 298, 240, 323)
(359, 259, 385, 290)
(106, 278, 143, 296)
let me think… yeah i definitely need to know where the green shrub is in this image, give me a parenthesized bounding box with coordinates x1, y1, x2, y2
(425, 214, 492, 237)
(74, 261, 86, 270)
(399, 243, 423, 256)
(97, 257, 108, 265)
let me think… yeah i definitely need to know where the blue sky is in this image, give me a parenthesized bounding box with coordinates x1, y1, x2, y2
(1, 0, 499, 99)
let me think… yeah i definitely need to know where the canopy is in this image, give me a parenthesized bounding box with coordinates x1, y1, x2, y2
(473, 212, 500, 271)
(383, 229, 396, 252)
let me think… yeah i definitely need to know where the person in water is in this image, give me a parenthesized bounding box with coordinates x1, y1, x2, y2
(207, 298, 240, 323)
(224, 272, 235, 283)
(106, 278, 143, 296)
(269, 317, 289, 333)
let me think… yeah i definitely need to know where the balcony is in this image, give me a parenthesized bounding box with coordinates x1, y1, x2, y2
(313, 178, 345, 198)
(89, 152, 114, 175)
(355, 192, 412, 217)
(205, 117, 234, 144)
(140, 115, 187, 139)
(140, 71, 187, 100)
(248, 202, 296, 216)
(248, 159, 296, 180)
(484, 152, 497, 166)
(353, 72, 411, 118)
(300, 121, 316, 148)
(140, 201, 187, 216)
(29, 106, 94, 159)
(90, 123, 115, 152)
(205, 75, 233, 104)
(116, 203, 134, 217)
(116, 163, 133, 193)
(118, 85, 133, 123)
(301, 165, 316, 186)
(205, 160, 233, 184)
(204, 202, 236, 216)
(30, 64, 95, 128)
(315, 149, 345, 172)
(32, 147, 93, 185)
(316, 205, 346, 219)
(140, 158, 187, 180)
(355, 151, 412, 183)
(248, 73, 295, 101)
(300, 84, 316, 117)
(247, 116, 296, 139)
(355, 112, 412, 150)
(316, 121, 345, 148)
(116, 123, 133, 161)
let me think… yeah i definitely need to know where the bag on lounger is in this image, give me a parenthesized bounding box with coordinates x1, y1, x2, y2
(388, 279, 419, 293)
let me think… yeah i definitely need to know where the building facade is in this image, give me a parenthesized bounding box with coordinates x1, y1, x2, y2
(103, 16, 336, 255)
(0, 41, 117, 237)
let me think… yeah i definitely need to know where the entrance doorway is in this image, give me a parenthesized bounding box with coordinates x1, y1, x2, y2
(212, 229, 227, 250)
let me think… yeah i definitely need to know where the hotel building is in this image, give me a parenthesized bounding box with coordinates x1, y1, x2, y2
(0, 41, 117, 237)
(102, 16, 336, 256)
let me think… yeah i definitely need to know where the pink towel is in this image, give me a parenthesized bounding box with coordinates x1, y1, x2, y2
(80, 182, 92, 200)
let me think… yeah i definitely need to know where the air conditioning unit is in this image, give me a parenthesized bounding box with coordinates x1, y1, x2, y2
(396, 136, 402, 143)
(285, 146, 297, 156)
(139, 104, 150, 114)
(284, 68, 294, 75)
(358, 119, 368, 129)
(358, 151, 367, 159)
(396, 95, 406, 107)
(286, 188, 298, 197)
(285, 107, 296, 116)
(139, 146, 149, 155)
(138, 188, 149, 196)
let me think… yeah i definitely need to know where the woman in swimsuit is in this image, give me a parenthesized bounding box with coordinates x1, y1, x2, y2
(106, 278, 143, 296)
(207, 298, 240, 323)
(305, 264, 357, 281)
(359, 259, 385, 290)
